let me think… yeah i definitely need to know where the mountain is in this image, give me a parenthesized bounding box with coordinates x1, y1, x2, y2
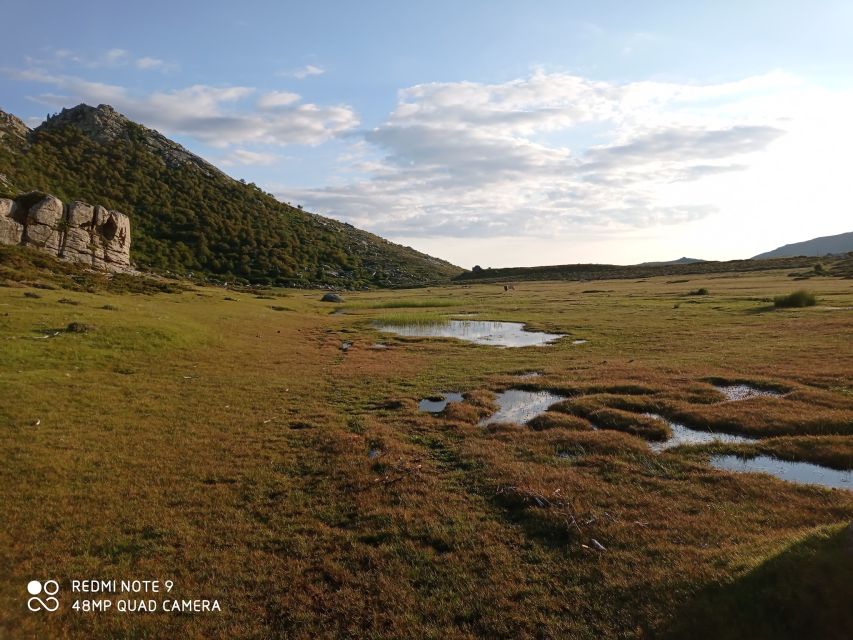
(0, 104, 461, 287)
(752, 231, 853, 260)
(636, 256, 705, 267)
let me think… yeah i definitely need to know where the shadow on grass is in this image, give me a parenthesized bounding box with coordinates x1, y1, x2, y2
(661, 524, 853, 640)
(743, 304, 777, 315)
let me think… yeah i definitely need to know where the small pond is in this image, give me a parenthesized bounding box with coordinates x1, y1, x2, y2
(480, 389, 565, 425)
(377, 320, 564, 348)
(716, 384, 784, 401)
(419, 392, 465, 413)
(711, 454, 852, 490)
(646, 413, 754, 452)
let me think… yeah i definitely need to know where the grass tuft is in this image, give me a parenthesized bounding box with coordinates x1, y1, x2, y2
(774, 289, 817, 308)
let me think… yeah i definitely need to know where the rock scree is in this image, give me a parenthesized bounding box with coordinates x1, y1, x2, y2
(0, 192, 131, 272)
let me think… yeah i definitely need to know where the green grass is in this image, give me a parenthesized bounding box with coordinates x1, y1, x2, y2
(343, 298, 459, 309)
(1, 264, 851, 639)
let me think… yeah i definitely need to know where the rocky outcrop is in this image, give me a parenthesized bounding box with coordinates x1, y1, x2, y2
(0, 193, 131, 271)
(0, 109, 30, 143)
(0, 198, 24, 245)
(40, 104, 226, 178)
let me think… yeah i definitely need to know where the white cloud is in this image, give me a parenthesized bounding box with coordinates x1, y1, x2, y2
(220, 149, 280, 166)
(280, 64, 325, 79)
(22, 47, 176, 72)
(135, 57, 174, 72)
(105, 49, 129, 64)
(257, 90, 301, 108)
(10, 70, 359, 147)
(286, 70, 795, 240)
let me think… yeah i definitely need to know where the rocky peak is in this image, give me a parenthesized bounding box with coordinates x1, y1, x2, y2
(39, 103, 128, 144)
(37, 103, 226, 178)
(0, 108, 32, 143)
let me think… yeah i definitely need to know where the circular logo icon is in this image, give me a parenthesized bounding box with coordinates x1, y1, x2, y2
(27, 580, 59, 612)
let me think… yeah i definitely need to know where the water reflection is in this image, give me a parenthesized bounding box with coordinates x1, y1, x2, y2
(711, 454, 852, 490)
(480, 389, 565, 425)
(377, 320, 563, 347)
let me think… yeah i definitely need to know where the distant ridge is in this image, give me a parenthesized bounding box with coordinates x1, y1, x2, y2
(453, 255, 829, 284)
(637, 256, 705, 267)
(752, 231, 853, 260)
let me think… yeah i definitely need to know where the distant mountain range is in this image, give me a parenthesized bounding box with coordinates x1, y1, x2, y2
(0, 104, 460, 287)
(752, 231, 853, 260)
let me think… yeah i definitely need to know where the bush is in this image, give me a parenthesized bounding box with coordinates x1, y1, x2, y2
(688, 287, 709, 296)
(774, 290, 817, 308)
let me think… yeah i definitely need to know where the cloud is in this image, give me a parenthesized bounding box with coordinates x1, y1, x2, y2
(257, 90, 301, 108)
(220, 149, 280, 166)
(283, 70, 793, 238)
(585, 126, 783, 166)
(10, 69, 359, 147)
(22, 47, 176, 73)
(135, 57, 174, 72)
(280, 64, 325, 79)
(105, 49, 129, 64)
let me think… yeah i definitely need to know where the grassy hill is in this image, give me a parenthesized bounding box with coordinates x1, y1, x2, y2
(0, 104, 461, 288)
(454, 254, 853, 283)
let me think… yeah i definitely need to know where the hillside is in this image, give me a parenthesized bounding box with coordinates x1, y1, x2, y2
(453, 255, 849, 284)
(0, 104, 461, 287)
(753, 231, 853, 259)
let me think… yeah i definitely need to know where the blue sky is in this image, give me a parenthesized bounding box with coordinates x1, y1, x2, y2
(2, 1, 852, 266)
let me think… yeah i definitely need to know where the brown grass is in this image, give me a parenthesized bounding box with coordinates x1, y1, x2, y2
(527, 412, 594, 431)
(589, 407, 672, 441)
(1, 263, 851, 639)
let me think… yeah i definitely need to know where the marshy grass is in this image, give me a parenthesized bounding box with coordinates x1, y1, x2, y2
(2, 260, 851, 639)
(373, 311, 449, 325)
(344, 298, 458, 309)
(697, 435, 853, 471)
(589, 407, 672, 441)
(527, 411, 593, 431)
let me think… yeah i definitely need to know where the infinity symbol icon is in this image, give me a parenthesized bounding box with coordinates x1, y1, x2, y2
(27, 580, 60, 612)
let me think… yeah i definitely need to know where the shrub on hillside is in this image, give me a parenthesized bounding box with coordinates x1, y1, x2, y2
(774, 290, 817, 308)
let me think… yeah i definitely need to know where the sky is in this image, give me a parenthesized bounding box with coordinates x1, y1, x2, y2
(1, 0, 852, 268)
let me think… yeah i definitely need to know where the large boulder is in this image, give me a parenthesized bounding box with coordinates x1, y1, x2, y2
(321, 293, 344, 303)
(60, 201, 95, 262)
(0, 198, 24, 244)
(66, 200, 94, 226)
(0, 193, 132, 272)
(91, 208, 131, 268)
(24, 195, 64, 253)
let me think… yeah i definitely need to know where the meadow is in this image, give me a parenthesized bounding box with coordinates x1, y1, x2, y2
(1, 255, 852, 639)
